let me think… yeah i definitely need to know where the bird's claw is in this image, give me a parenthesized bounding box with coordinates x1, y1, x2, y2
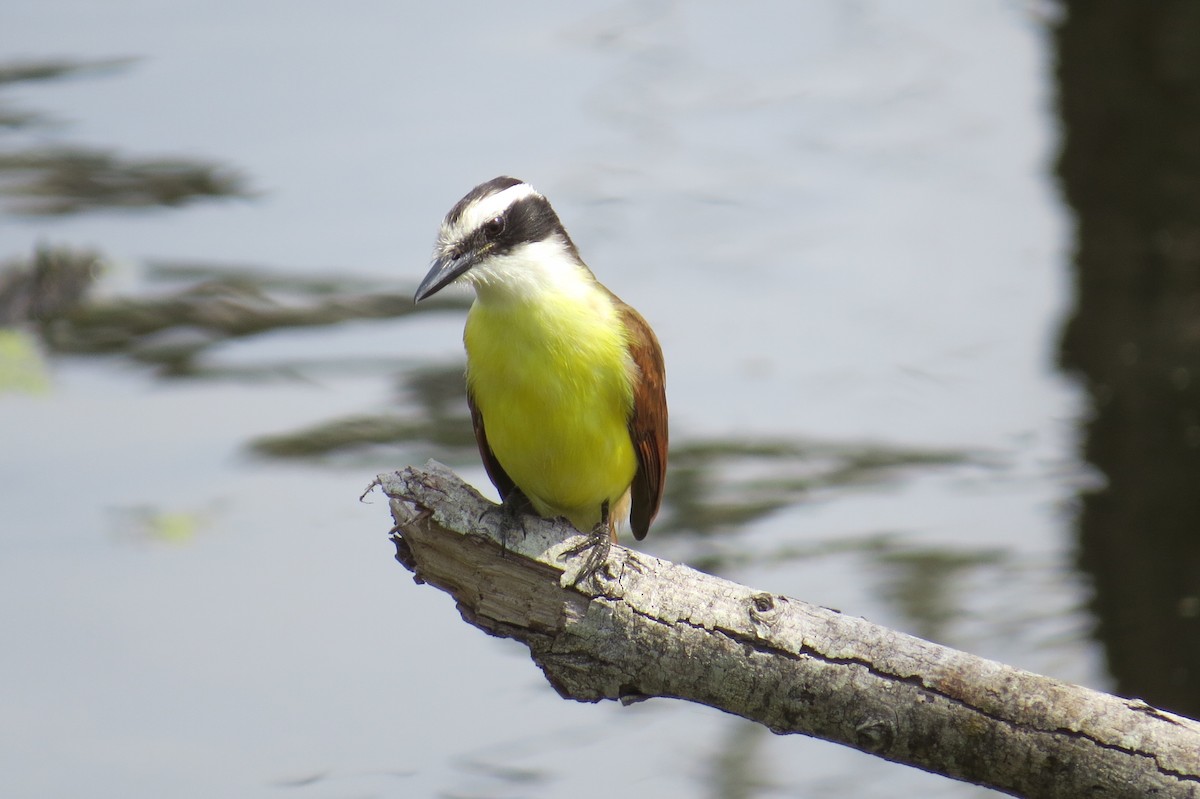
(479, 490, 532, 556)
(562, 522, 613, 588)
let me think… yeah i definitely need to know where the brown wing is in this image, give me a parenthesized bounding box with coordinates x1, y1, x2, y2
(467, 388, 517, 501)
(618, 303, 668, 540)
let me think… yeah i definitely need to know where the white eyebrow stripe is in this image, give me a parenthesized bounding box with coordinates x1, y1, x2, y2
(443, 183, 540, 246)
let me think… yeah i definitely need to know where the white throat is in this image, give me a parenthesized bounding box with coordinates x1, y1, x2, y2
(467, 236, 596, 305)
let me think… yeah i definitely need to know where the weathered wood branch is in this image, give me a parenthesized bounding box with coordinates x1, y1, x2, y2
(370, 462, 1200, 799)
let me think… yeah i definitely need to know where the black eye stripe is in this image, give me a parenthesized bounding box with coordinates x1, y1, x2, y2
(483, 216, 505, 238)
(443, 187, 584, 266)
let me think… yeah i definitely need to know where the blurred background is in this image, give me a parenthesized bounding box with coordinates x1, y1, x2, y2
(3, 1, 1198, 797)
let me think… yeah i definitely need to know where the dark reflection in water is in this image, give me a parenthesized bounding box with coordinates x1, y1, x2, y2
(0, 146, 250, 215)
(0, 57, 133, 127)
(1056, 2, 1200, 718)
(0, 247, 467, 378)
(0, 246, 100, 325)
(664, 439, 974, 538)
(868, 543, 1005, 645)
(0, 58, 250, 215)
(250, 363, 479, 460)
(661, 439, 982, 576)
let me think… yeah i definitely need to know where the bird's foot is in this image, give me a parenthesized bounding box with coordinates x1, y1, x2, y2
(489, 490, 532, 556)
(561, 521, 614, 588)
(475, 489, 532, 551)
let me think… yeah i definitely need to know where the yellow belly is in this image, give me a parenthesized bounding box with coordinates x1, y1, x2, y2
(464, 293, 636, 532)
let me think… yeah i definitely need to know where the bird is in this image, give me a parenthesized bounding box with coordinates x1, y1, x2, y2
(413, 176, 668, 563)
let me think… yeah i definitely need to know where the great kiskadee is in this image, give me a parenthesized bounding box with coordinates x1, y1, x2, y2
(414, 176, 668, 551)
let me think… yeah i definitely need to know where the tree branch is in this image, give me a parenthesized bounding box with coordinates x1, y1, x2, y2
(369, 462, 1200, 799)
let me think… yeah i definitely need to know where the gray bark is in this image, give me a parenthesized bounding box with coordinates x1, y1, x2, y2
(369, 462, 1200, 799)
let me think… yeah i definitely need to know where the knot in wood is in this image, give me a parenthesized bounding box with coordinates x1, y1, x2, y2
(854, 715, 897, 753)
(749, 592, 782, 636)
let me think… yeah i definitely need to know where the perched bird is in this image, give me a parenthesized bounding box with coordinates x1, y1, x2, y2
(414, 176, 668, 554)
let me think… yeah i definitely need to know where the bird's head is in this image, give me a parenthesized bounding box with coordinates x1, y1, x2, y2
(414, 176, 588, 303)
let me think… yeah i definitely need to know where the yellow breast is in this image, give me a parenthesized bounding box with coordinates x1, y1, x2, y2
(464, 289, 636, 532)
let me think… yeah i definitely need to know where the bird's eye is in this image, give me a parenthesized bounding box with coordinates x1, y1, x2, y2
(482, 216, 505, 239)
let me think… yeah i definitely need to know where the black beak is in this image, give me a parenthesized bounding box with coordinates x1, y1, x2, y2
(414, 251, 474, 302)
